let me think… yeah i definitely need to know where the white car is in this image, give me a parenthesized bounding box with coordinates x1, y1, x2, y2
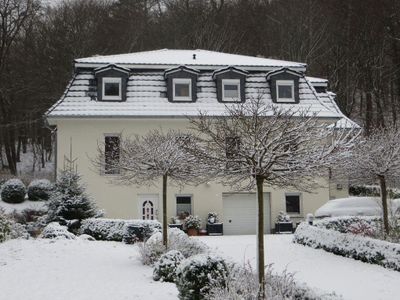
(315, 197, 400, 218)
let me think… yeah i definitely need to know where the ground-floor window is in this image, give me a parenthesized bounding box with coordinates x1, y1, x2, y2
(176, 195, 192, 216)
(285, 193, 301, 214)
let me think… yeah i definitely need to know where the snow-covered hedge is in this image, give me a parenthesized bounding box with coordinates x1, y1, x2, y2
(40, 222, 76, 240)
(314, 216, 380, 234)
(27, 179, 53, 201)
(0, 210, 30, 242)
(175, 254, 229, 300)
(294, 222, 400, 271)
(80, 218, 161, 242)
(153, 250, 184, 282)
(138, 228, 209, 266)
(1, 179, 26, 204)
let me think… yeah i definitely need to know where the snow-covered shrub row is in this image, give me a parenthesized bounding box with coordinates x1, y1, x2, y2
(175, 254, 229, 300)
(153, 250, 184, 282)
(139, 228, 209, 265)
(27, 179, 53, 201)
(80, 218, 161, 242)
(1, 179, 26, 204)
(40, 222, 76, 240)
(208, 262, 342, 300)
(314, 216, 380, 234)
(294, 222, 400, 271)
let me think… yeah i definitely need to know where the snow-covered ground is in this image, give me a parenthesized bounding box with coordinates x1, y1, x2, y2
(201, 234, 400, 300)
(0, 239, 178, 300)
(0, 199, 47, 214)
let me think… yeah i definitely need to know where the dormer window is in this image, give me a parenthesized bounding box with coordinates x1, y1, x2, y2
(103, 77, 122, 100)
(173, 78, 192, 101)
(222, 79, 240, 102)
(276, 80, 295, 102)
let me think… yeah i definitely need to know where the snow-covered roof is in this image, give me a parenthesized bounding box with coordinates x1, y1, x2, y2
(74, 49, 307, 70)
(46, 70, 342, 119)
(306, 76, 328, 85)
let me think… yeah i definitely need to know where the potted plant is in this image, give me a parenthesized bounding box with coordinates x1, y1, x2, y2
(184, 215, 201, 236)
(206, 212, 223, 235)
(274, 211, 293, 233)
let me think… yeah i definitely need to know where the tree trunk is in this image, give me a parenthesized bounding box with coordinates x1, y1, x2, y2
(378, 175, 390, 235)
(256, 175, 265, 299)
(162, 174, 168, 248)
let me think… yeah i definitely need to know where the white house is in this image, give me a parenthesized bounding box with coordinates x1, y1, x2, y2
(45, 49, 356, 234)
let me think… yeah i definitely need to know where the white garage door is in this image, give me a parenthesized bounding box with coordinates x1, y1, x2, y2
(223, 192, 271, 235)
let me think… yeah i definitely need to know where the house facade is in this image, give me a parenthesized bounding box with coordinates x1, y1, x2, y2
(46, 49, 355, 234)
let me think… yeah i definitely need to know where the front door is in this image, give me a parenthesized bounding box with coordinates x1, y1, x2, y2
(138, 194, 159, 220)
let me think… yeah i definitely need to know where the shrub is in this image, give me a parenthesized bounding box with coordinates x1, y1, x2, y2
(1, 179, 26, 204)
(153, 250, 184, 282)
(40, 222, 76, 239)
(208, 263, 342, 300)
(314, 216, 380, 234)
(27, 179, 53, 201)
(184, 215, 201, 229)
(80, 218, 161, 242)
(46, 170, 101, 222)
(175, 254, 229, 300)
(294, 222, 400, 271)
(0, 210, 12, 242)
(138, 229, 209, 266)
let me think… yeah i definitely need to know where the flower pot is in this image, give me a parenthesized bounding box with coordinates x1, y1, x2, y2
(187, 228, 198, 236)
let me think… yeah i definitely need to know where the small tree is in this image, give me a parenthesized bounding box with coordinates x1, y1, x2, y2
(188, 98, 356, 299)
(337, 124, 400, 235)
(93, 129, 199, 247)
(47, 169, 100, 223)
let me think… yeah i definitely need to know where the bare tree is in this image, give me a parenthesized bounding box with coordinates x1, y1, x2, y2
(93, 129, 199, 247)
(336, 124, 400, 235)
(188, 97, 357, 299)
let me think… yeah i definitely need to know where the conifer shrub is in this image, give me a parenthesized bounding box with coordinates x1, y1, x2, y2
(153, 250, 184, 282)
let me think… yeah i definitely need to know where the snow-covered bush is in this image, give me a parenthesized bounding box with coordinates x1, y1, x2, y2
(184, 215, 201, 229)
(80, 218, 161, 242)
(1, 179, 26, 204)
(40, 222, 76, 239)
(46, 170, 101, 222)
(27, 179, 53, 201)
(0, 210, 11, 242)
(138, 231, 166, 265)
(138, 228, 209, 265)
(153, 250, 184, 282)
(294, 222, 400, 271)
(9, 222, 30, 240)
(0, 209, 30, 242)
(277, 211, 291, 222)
(208, 262, 341, 300)
(207, 212, 219, 224)
(175, 254, 228, 300)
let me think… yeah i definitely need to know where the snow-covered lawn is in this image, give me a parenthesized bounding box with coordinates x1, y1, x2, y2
(0, 239, 178, 300)
(201, 234, 400, 300)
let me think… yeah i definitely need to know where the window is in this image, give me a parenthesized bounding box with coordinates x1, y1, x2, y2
(276, 80, 295, 102)
(285, 194, 301, 214)
(176, 196, 192, 215)
(173, 78, 192, 101)
(104, 135, 120, 175)
(222, 79, 240, 101)
(102, 77, 122, 100)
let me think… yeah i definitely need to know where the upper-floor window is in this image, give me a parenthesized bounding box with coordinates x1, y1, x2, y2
(102, 77, 122, 101)
(222, 79, 240, 102)
(173, 78, 192, 101)
(104, 135, 120, 175)
(276, 80, 295, 102)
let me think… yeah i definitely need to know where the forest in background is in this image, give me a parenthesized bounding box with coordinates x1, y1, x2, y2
(0, 0, 399, 176)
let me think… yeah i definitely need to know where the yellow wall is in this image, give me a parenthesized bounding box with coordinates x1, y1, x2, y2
(52, 118, 346, 228)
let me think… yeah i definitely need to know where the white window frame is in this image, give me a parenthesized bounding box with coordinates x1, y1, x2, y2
(102, 77, 122, 101)
(175, 194, 193, 216)
(285, 192, 302, 216)
(173, 78, 192, 101)
(222, 79, 241, 102)
(276, 80, 295, 102)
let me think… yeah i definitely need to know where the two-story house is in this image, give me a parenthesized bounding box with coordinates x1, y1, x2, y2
(45, 49, 356, 234)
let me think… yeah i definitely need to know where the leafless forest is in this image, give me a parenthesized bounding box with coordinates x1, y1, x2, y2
(0, 0, 399, 176)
